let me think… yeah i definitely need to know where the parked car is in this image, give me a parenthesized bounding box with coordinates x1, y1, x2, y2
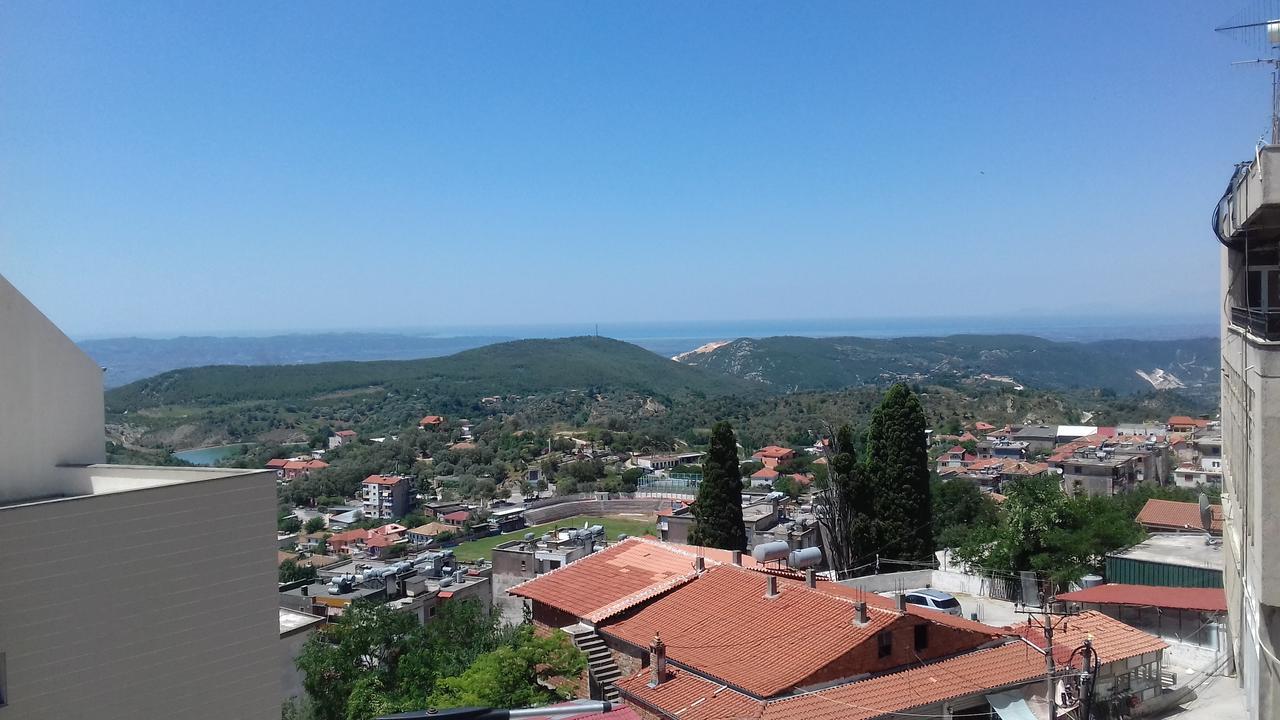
(903, 588, 962, 616)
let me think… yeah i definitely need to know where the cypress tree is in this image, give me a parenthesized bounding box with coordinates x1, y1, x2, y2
(690, 421, 748, 551)
(828, 424, 877, 573)
(864, 383, 934, 561)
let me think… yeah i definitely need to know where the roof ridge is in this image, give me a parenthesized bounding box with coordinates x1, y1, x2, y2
(507, 536, 650, 596)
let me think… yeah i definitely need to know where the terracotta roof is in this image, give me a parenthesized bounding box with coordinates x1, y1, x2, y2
(753, 446, 795, 459)
(363, 534, 398, 548)
(509, 538, 702, 621)
(363, 474, 406, 486)
(1136, 498, 1222, 534)
(958, 432, 977, 442)
(304, 459, 329, 470)
(759, 642, 1045, 720)
(419, 415, 445, 425)
(441, 510, 471, 522)
(266, 458, 290, 468)
(751, 468, 780, 479)
(283, 460, 308, 470)
(1013, 610, 1167, 665)
(1057, 584, 1227, 613)
(407, 522, 454, 536)
(335, 429, 357, 437)
(618, 668, 762, 720)
(945, 445, 967, 455)
(600, 565, 907, 696)
(975, 422, 995, 431)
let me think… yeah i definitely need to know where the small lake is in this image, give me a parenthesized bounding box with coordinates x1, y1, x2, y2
(174, 443, 251, 466)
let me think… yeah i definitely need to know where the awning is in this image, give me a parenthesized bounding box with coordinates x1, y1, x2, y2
(987, 691, 1038, 720)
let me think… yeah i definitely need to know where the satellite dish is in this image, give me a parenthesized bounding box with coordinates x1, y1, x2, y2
(1199, 492, 1213, 533)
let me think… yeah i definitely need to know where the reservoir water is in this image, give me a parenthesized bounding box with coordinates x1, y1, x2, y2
(174, 443, 250, 466)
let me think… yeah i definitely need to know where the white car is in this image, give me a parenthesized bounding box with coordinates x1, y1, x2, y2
(903, 589, 962, 616)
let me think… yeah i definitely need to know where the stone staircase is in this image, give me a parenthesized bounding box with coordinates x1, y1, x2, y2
(566, 624, 622, 703)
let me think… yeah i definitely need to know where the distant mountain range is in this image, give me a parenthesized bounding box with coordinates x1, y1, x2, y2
(81, 333, 512, 387)
(675, 335, 1219, 398)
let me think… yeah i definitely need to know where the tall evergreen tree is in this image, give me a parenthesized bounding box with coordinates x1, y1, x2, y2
(690, 421, 747, 551)
(824, 424, 877, 574)
(864, 383, 933, 561)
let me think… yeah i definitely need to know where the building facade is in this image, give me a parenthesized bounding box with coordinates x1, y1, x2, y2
(362, 474, 410, 520)
(1216, 145, 1280, 720)
(0, 273, 278, 719)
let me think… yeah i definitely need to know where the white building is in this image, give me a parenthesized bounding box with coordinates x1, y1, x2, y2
(0, 273, 279, 719)
(1214, 144, 1280, 720)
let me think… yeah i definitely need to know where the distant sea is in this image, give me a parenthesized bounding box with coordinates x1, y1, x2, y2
(413, 316, 1220, 359)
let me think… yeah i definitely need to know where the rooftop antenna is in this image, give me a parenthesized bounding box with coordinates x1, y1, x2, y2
(1216, 7, 1280, 143)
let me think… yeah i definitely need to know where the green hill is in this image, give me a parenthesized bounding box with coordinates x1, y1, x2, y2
(677, 335, 1219, 398)
(106, 336, 753, 413)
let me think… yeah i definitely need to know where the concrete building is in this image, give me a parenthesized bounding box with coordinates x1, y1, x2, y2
(1051, 446, 1139, 497)
(1011, 425, 1058, 454)
(362, 473, 410, 520)
(279, 608, 324, 703)
(1105, 534, 1224, 589)
(1214, 143, 1280, 719)
(975, 438, 1028, 460)
(0, 273, 278, 719)
(634, 451, 704, 472)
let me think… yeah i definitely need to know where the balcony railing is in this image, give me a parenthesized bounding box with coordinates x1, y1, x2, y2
(1231, 306, 1280, 341)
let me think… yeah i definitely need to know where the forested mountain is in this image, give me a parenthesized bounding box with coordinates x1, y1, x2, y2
(676, 335, 1219, 399)
(82, 333, 511, 387)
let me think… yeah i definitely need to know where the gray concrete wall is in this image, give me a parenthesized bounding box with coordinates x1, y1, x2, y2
(0, 470, 280, 720)
(524, 497, 664, 525)
(0, 273, 105, 503)
(280, 628, 315, 702)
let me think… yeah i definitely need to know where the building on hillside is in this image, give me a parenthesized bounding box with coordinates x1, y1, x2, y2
(1172, 463, 1224, 489)
(362, 474, 410, 520)
(634, 451, 704, 472)
(975, 438, 1029, 460)
(752, 445, 796, 469)
(1168, 416, 1209, 433)
(658, 494, 796, 549)
(0, 273, 278, 719)
(419, 415, 445, 428)
(422, 500, 467, 519)
(1136, 498, 1223, 536)
(750, 466, 780, 487)
(1051, 445, 1139, 497)
(281, 458, 328, 480)
(935, 445, 974, 473)
(1011, 425, 1058, 454)
(328, 429, 358, 449)
(1055, 425, 1098, 443)
(1216, 145, 1280, 719)
(1105, 534, 1224, 589)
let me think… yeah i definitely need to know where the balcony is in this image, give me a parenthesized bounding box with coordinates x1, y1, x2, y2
(1231, 306, 1280, 341)
(1215, 147, 1280, 246)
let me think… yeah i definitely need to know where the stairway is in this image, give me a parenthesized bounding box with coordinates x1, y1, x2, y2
(566, 624, 622, 703)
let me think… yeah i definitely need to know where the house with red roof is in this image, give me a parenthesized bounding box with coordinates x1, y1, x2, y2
(362, 474, 410, 520)
(419, 415, 445, 428)
(1136, 498, 1222, 535)
(935, 445, 975, 474)
(509, 538, 1171, 719)
(281, 458, 329, 480)
(1167, 416, 1209, 433)
(328, 429, 358, 449)
(752, 445, 796, 469)
(749, 467, 781, 487)
(441, 509, 473, 526)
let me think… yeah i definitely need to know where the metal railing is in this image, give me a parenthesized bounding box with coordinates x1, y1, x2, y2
(1230, 306, 1280, 341)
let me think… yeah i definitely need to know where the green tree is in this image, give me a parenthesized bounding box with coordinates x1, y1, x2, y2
(824, 424, 876, 575)
(690, 421, 747, 550)
(279, 559, 318, 584)
(864, 383, 933, 561)
(427, 626, 586, 709)
(931, 478, 999, 550)
(304, 516, 327, 534)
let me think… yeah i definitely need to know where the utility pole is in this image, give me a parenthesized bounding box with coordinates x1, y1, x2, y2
(1016, 591, 1076, 720)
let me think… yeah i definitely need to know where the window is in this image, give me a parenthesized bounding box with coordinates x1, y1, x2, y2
(914, 623, 929, 651)
(877, 630, 893, 658)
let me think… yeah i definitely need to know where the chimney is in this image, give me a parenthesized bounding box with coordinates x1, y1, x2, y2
(731, 550, 742, 566)
(695, 555, 705, 572)
(648, 632, 668, 687)
(805, 568, 816, 588)
(301, 585, 309, 597)
(765, 574, 779, 599)
(896, 593, 907, 611)
(855, 601, 869, 625)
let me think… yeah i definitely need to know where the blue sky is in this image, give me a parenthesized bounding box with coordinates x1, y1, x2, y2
(0, 2, 1266, 337)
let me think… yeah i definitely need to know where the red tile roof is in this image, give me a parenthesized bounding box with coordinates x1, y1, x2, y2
(759, 642, 1044, 720)
(753, 446, 795, 459)
(1136, 498, 1222, 534)
(618, 668, 762, 720)
(304, 459, 329, 470)
(974, 422, 996, 431)
(363, 474, 405, 486)
(1056, 584, 1227, 613)
(601, 565, 911, 696)
(266, 458, 290, 468)
(419, 415, 445, 425)
(335, 429, 358, 437)
(441, 510, 471, 522)
(1012, 610, 1167, 665)
(751, 468, 780, 479)
(509, 538, 702, 622)
(945, 445, 967, 455)
(283, 460, 308, 470)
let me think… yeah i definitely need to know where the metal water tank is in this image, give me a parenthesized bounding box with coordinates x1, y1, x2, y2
(787, 547, 823, 569)
(752, 541, 791, 563)
(1080, 574, 1104, 589)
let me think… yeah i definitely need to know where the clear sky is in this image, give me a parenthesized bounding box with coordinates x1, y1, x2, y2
(0, 2, 1267, 337)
